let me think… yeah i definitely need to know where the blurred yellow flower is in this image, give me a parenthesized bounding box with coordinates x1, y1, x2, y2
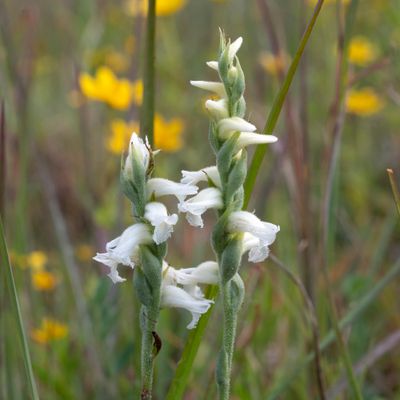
(79, 67, 136, 110)
(32, 318, 68, 345)
(259, 51, 289, 76)
(348, 36, 377, 66)
(32, 271, 58, 291)
(346, 88, 384, 116)
(75, 244, 95, 262)
(154, 114, 184, 151)
(106, 114, 184, 154)
(132, 79, 143, 105)
(107, 119, 139, 154)
(27, 251, 48, 272)
(126, 0, 187, 16)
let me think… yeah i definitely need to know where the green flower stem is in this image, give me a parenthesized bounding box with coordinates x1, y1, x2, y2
(243, 0, 325, 208)
(141, 0, 156, 146)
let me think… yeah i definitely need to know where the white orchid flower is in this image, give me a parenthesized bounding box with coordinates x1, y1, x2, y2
(205, 98, 229, 119)
(228, 211, 279, 248)
(227, 36, 243, 63)
(190, 81, 227, 97)
(242, 232, 271, 263)
(144, 202, 178, 244)
(178, 187, 223, 228)
(218, 117, 256, 139)
(93, 223, 153, 283)
(123, 133, 150, 180)
(147, 178, 198, 201)
(161, 262, 214, 329)
(172, 261, 220, 286)
(206, 60, 219, 71)
(236, 132, 278, 149)
(181, 166, 221, 188)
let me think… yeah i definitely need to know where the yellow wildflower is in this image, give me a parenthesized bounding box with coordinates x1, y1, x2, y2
(31, 318, 68, 345)
(126, 0, 186, 17)
(259, 51, 289, 76)
(32, 271, 58, 291)
(79, 66, 135, 110)
(75, 244, 95, 262)
(107, 119, 139, 154)
(27, 251, 48, 272)
(348, 36, 377, 66)
(154, 114, 184, 152)
(106, 114, 184, 154)
(346, 88, 384, 116)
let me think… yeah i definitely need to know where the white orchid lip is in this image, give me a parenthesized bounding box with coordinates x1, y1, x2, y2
(93, 223, 153, 283)
(145, 202, 178, 244)
(178, 187, 223, 228)
(228, 211, 279, 246)
(242, 232, 271, 263)
(190, 81, 227, 97)
(147, 178, 198, 200)
(236, 132, 278, 149)
(181, 166, 221, 188)
(173, 261, 220, 286)
(218, 117, 256, 139)
(206, 61, 219, 71)
(205, 99, 229, 119)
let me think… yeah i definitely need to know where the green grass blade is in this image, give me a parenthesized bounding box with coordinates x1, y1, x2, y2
(243, 0, 325, 208)
(166, 285, 218, 400)
(0, 218, 39, 400)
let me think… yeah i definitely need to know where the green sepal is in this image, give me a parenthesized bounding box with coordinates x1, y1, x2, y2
(156, 242, 167, 260)
(224, 150, 247, 204)
(220, 235, 243, 284)
(230, 273, 245, 312)
(216, 132, 240, 188)
(134, 268, 152, 307)
(232, 186, 244, 211)
(229, 57, 245, 105)
(211, 209, 230, 256)
(140, 245, 162, 292)
(235, 97, 246, 118)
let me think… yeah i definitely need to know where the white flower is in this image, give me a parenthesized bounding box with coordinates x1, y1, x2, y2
(181, 166, 221, 188)
(206, 60, 219, 71)
(228, 36, 243, 63)
(242, 232, 271, 263)
(190, 81, 227, 97)
(228, 210, 279, 249)
(93, 223, 153, 283)
(147, 178, 198, 201)
(178, 187, 223, 228)
(236, 132, 278, 149)
(205, 98, 229, 119)
(144, 202, 178, 244)
(161, 285, 213, 329)
(172, 261, 220, 286)
(218, 117, 256, 139)
(123, 133, 150, 179)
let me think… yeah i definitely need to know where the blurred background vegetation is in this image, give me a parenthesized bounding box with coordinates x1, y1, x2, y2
(1, 0, 400, 399)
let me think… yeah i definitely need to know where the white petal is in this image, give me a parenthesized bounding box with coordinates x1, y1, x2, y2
(242, 232, 270, 263)
(123, 133, 150, 179)
(174, 261, 220, 286)
(161, 284, 213, 329)
(178, 188, 223, 227)
(228, 36, 243, 62)
(181, 166, 221, 188)
(205, 99, 229, 120)
(190, 81, 226, 97)
(145, 202, 178, 244)
(236, 132, 278, 148)
(228, 211, 279, 245)
(147, 178, 198, 200)
(206, 61, 219, 71)
(218, 117, 256, 138)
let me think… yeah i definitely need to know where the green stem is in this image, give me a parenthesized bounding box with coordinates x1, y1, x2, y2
(243, 0, 325, 208)
(141, 0, 156, 146)
(0, 218, 39, 400)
